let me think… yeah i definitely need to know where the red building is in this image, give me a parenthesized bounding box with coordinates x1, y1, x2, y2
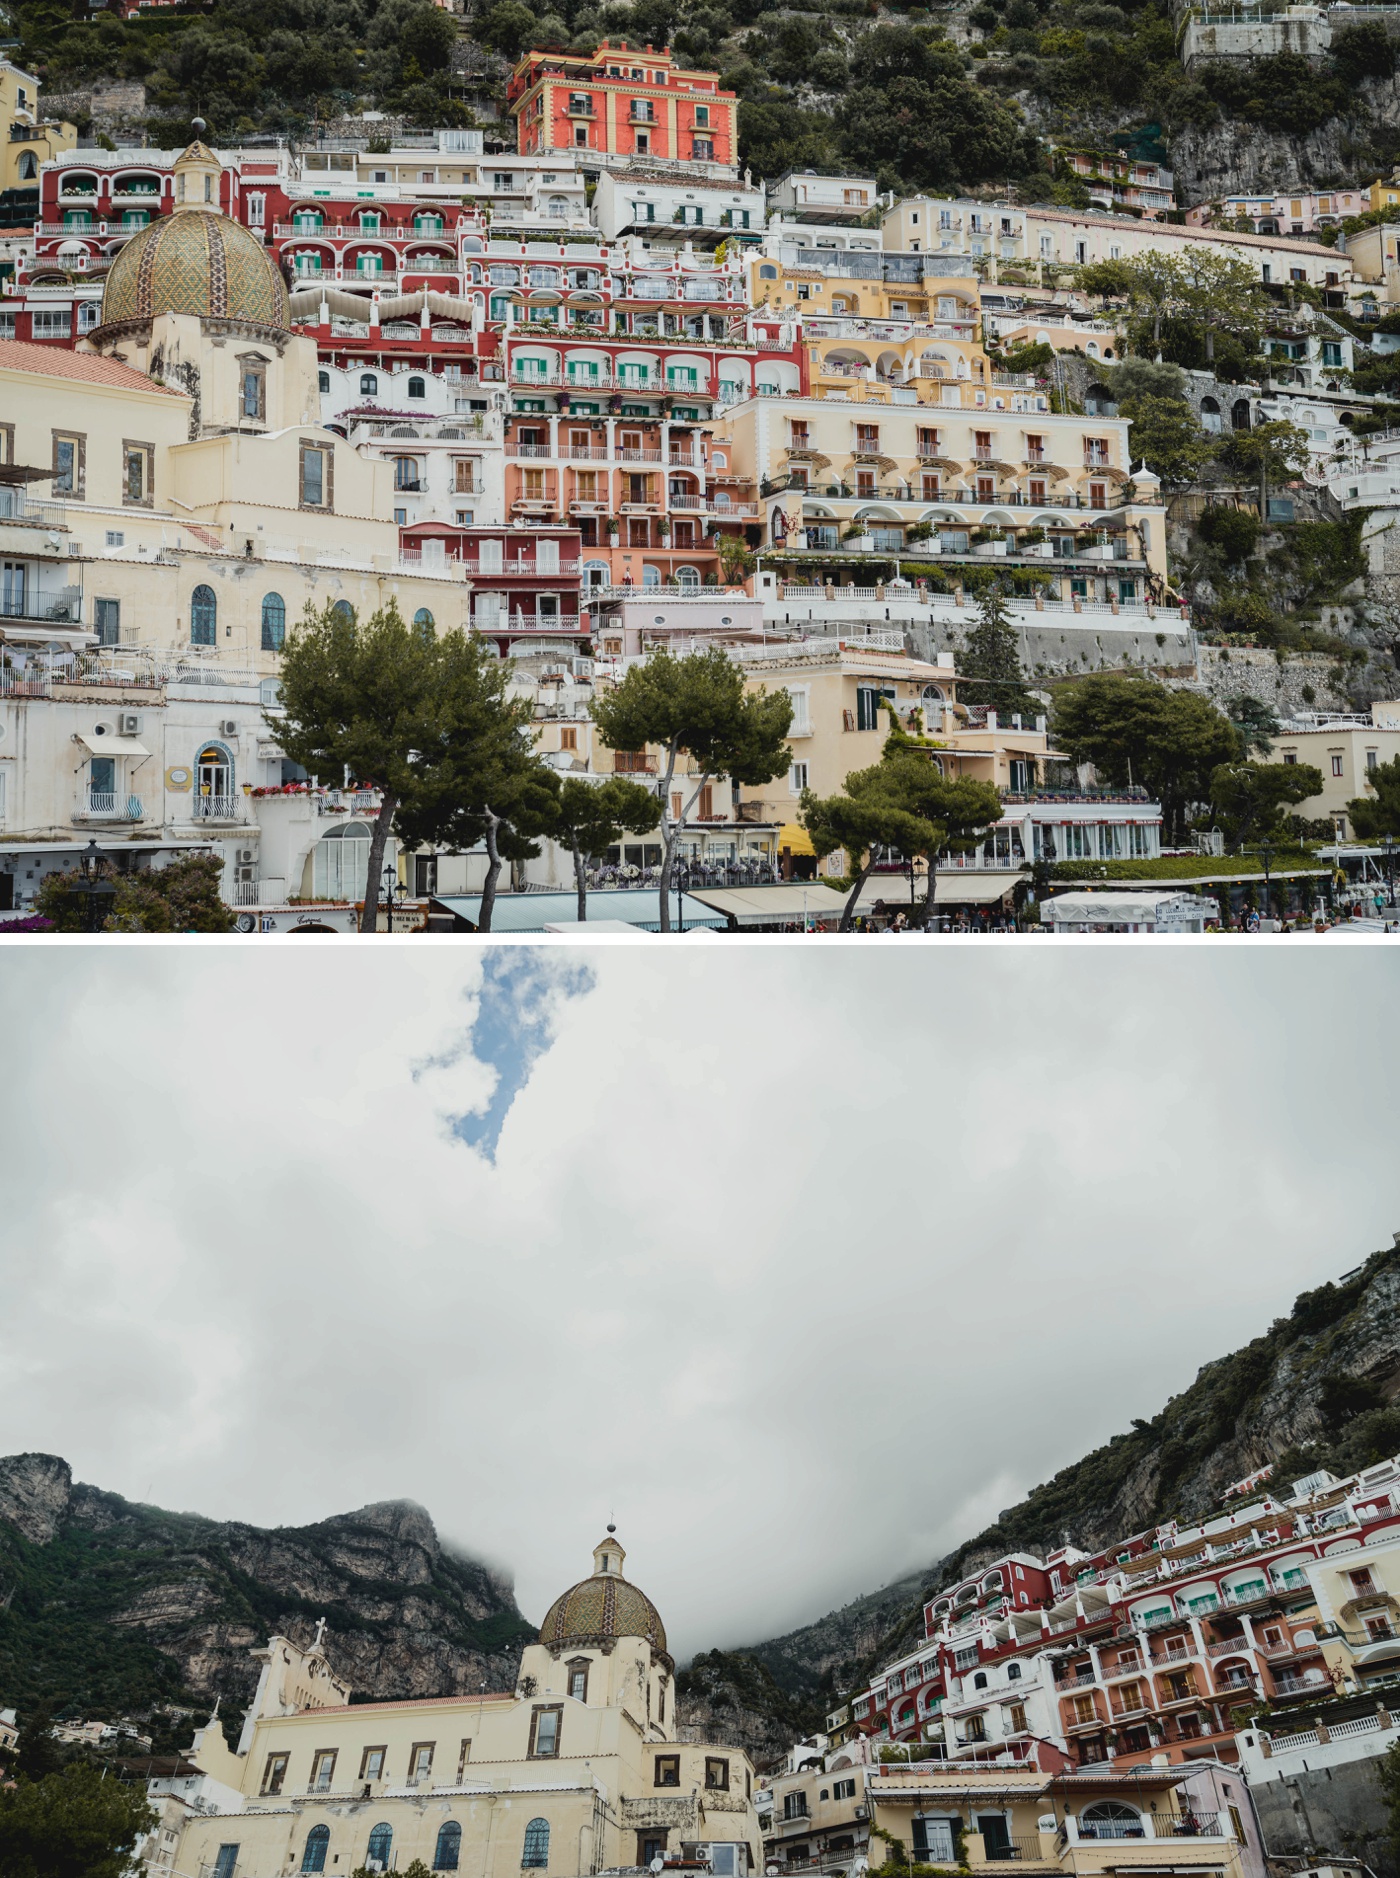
(509, 41, 738, 171)
(399, 521, 584, 653)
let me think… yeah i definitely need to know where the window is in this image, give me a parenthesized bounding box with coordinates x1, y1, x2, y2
(240, 359, 266, 421)
(365, 1824, 393, 1869)
(414, 608, 435, 641)
(94, 598, 120, 647)
(360, 373, 379, 395)
(530, 1707, 562, 1758)
(122, 441, 153, 506)
(913, 1821, 956, 1863)
(260, 592, 285, 652)
(1332, 754, 1344, 776)
(656, 1756, 681, 1787)
(360, 1746, 386, 1782)
(784, 1793, 809, 1821)
(706, 1759, 730, 1792)
(1007, 1704, 1028, 1733)
(318, 370, 330, 394)
(261, 1754, 288, 1796)
(833, 1779, 857, 1801)
(972, 1672, 988, 1690)
(434, 1821, 462, 1872)
(303, 1825, 331, 1872)
(53, 431, 85, 499)
(213, 1848, 240, 1878)
(190, 584, 217, 646)
(410, 1742, 435, 1781)
(790, 761, 809, 794)
(1072, 1695, 1097, 1724)
(568, 1662, 589, 1701)
(523, 1819, 551, 1869)
(393, 456, 421, 491)
(408, 376, 426, 399)
(457, 1740, 473, 1782)
(300, 443, 332, 509)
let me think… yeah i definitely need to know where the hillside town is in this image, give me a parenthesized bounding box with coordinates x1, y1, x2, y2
(14, 1455, 1400, 1878)
(4, 48, 1400, 932)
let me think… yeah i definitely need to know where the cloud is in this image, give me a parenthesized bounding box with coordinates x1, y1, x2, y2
(0, 947, 1396, 1662)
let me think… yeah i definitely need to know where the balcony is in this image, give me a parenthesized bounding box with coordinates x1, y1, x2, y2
(1054, 1672, 1096, 1692)
(499, 614, 583, 634)
(191, 795, 243, 821)
(971, 1837, 1044, 1864)
(76, 791, 143, 822)
(0, 584, 83, 625)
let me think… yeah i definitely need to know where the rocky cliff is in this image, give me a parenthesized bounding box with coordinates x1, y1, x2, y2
(691, 1232, 1400, 1761)
(0, 1456, 533, 1726)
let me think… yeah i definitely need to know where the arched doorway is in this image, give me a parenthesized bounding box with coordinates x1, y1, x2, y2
(195, 744, 232, 816)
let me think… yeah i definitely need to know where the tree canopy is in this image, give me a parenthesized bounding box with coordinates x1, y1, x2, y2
(1209, 759, 1323, 848)
(590, 646, 792, 931)
(0, 1762, 156, 1878)
(553, 776, 661, 922)
(1051, 674, 1243, 838)
(1348, 755, 1400, 839)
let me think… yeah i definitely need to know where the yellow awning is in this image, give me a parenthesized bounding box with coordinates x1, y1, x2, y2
(777, 822, 815, 857)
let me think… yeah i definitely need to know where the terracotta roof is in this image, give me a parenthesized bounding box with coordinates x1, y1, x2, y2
(0, 340, 189, 396)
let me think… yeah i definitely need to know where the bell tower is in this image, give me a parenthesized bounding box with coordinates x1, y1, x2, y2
(173, 119, 223, 210)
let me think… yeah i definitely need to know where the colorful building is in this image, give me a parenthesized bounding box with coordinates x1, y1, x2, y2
(509, 41, 738, 172)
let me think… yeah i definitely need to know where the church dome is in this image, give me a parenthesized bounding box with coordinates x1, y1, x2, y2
(538, 1534, 669, 1663)
(100, 141, 288, 329)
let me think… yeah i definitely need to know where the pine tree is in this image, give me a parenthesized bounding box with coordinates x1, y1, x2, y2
(956, 584, 1044, 727)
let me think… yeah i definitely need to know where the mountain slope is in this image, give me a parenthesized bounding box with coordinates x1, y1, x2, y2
(696, 1232, 1400, 1754)
(0, 1455, 533, 1727)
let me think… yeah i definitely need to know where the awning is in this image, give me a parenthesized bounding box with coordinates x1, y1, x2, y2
(777, 821, 815, 857)
(0, 625, 95, 650)
(76, 734, 152, 757)
(933, 871, 1024, 904)
(686, 883, 851, 926)
(429, 889, 727, 933)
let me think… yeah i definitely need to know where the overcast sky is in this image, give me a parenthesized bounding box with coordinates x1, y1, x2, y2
(1, 947, 1398, 1661)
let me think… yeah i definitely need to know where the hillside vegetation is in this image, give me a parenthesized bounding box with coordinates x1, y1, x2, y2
(0, 1455, 533, 1731)
(693, 1234, 1400, 1751)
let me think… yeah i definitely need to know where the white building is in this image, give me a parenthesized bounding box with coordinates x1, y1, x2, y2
(766, 172, 879, 224)
(593, 168, 764, 244)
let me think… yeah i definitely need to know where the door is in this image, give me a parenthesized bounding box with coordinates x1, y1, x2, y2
(977, 1816, 1011, 1859)
(197, 747, 230, 804)
(2, 562, 26, 617)
(89, 755, 116, 810)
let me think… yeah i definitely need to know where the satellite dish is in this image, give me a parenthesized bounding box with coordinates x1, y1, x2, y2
(651, 1861, 666, 1873)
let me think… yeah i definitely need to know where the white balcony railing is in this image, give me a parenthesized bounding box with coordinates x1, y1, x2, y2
(192, 795, 243, 821)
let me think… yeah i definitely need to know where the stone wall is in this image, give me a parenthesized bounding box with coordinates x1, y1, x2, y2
(905, 616, 1197, 678)
(1189, 643, 1354, 711)
(45, 81, 148, 136)
(1250, 1759, 1394, 1878)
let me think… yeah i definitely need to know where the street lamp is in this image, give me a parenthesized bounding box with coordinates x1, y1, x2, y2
(1244, 837, 1274, 920)
(73, 838, 116, 932)
(380, 861, 400, 932)
(673, 854, 688, 934)
(1382, 834, 1397, 912)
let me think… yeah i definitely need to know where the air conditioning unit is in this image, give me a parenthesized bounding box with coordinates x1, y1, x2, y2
(237, 848, 255, 865)
(220, 719, 239, 737)
(118, 713, 142, 735)
(236, 865, 255, 884)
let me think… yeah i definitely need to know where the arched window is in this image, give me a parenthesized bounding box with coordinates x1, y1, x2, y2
(490, 293, 511, 321)
(408, 375, 426, 399)
(302, 1825, 330, 1872)
(313, 820, 372, 899)
(414, 608, 435, 640)
(360, 372, 379, 395)
(1081, 1804, 1142, 1842)
(759, 263, 777, 279)
(641, 564, 662, 588)
(434, 1820, 463, 1871)
(674, 565, 700, 589)
(367, 1823, 393, 1869)
(393, 456, 421, 491)
(972, 1672, 988, 1690)
(261, 592, 286, 652)
(318, 370, 330, 393)
(331, 600, 355, 623)
(190, 584, 217, 645)
(522, 1818, 550, 1868)
(196, 744, 232, 808)
(1007, 1662, 1022, 1681)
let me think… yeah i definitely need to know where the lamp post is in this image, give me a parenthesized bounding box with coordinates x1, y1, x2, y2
(380, 861, 398, 933)
(1244, 837, 1275, 920)
(673, 854, 688, 934)
(73, 838, 115, 932)
(1382, 834, 1397, 913)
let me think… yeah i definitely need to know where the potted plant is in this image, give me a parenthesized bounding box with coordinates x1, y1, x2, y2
(971, 528, 1008, 556)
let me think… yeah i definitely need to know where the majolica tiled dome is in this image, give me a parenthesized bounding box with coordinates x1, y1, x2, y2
(101, 148, 287, 328)
(539, 1536, 668, 1659)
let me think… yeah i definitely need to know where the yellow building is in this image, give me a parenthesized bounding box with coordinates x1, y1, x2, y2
(866, 1763, 1251, 1878)
(160, 1533, 762, 1878)
(1, 59, 76, 205)
(716, 395, 1168, 604)
(1368, 172, 1400, 215)
(0, 136, 472, 671)
(1272, 713, 1400, 839)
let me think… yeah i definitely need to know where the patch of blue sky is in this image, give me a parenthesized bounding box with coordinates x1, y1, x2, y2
(447, 954, 594, 1163)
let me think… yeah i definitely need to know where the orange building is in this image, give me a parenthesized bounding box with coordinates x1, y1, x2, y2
(508, 42, 737, 169)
